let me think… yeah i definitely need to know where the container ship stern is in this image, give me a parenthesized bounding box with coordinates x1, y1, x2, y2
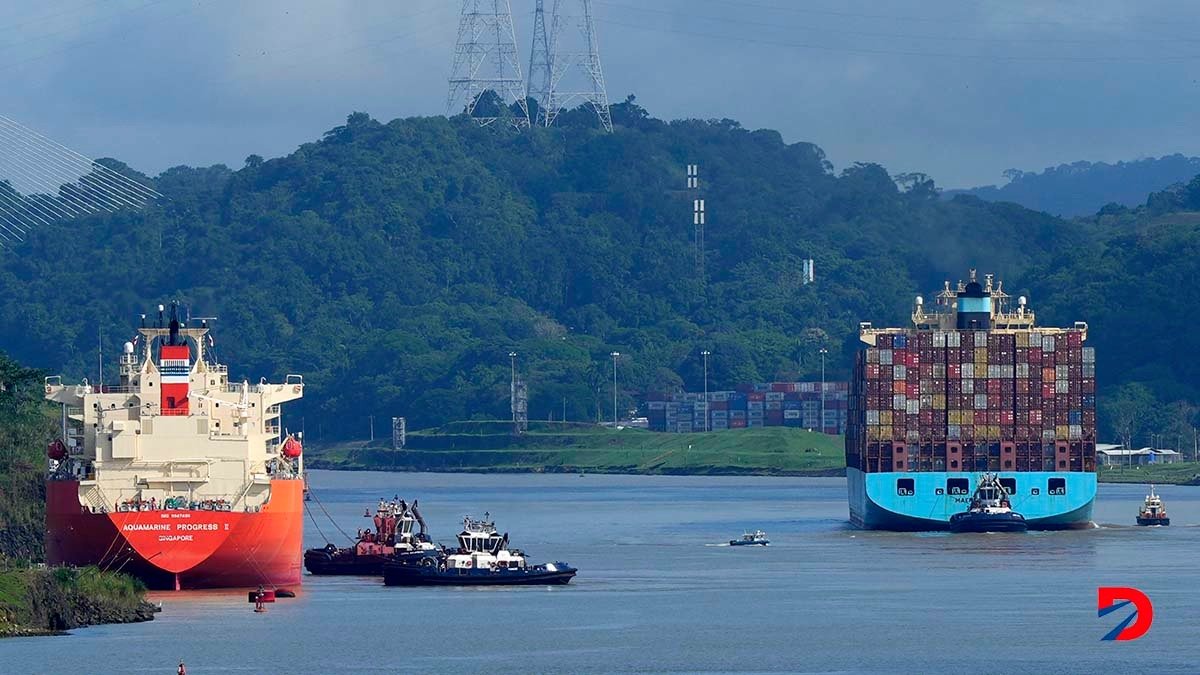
(44, 304, 307, 589)
(845, 271, 1097, 530)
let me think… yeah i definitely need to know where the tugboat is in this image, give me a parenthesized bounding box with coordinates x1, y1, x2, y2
(304, 498, 438, 575)
(949, 473, 1028, 533)
(729, 530, 769, 546)
(1136, 486, 1170, 526)
(382, 514, 576, 586)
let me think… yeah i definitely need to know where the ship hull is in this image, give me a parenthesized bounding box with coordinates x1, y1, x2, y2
(46, 479, 304, 590)
(847, 468, 1095, 531)
(382, 564, 577, 587)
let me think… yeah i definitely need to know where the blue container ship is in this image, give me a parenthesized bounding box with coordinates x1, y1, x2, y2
(846, 270, 1096, 530)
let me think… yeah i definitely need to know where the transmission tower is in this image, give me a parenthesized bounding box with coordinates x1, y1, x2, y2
(527, 1, 553, 124)
(447, 0, 530, 128)
(539, 0, 613, 131)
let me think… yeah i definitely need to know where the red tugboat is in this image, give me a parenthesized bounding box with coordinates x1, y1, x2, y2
(304, 498, 438, 575)
(44, 303, 306, 590)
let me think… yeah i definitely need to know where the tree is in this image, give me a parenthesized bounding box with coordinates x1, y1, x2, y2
(1101, 383, 1156, 451)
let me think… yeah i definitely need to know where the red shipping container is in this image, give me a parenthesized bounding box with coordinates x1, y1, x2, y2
(894, 381, 907, 394)
(988, 394, 1001, 408)
(1029, 348, 1042, 364)
(975, 410, 987, 425)
(988, 410, 1001, 425)
(1001, 411, 1015, 425)
(1016, 379, 1030, 394)
(712, 401, 729, 411)
(749, 392, 766, 402)
(987, 380, 1001, 394)
(1042, 383, 1056, 398)
(730, 418, 747, 428)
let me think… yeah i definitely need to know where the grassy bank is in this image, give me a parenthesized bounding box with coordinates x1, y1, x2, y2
(311, 423, 1200, 485)
(308, 423, 846, 476)
(1097, 462, 1200, 486)
(0, 564, 157, 637)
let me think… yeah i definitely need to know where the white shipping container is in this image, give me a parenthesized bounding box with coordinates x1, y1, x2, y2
(906, 399, 919, 414)
(1043, 336, 1055, 352)
(894, 365, 907, 380)
(947, 332, 961, 348)
(784, 410, 801, 419)
(880, 350, 893, 365)
(1083, 364, 1095, 378)
(963, 379, 974, 394)
(894, 395, 906, 410)
(766, 392, 784, 401)
(933, 331, 946, 347)
(1017, 363, 1029, 378)
(649, 401, 667, 410)
(867, 410, 880, 424)
(1082, 347, 1095, 364)
(975, 394, 988, 409)
(1056, 365, 1069, 380)
(1056, 380, 1069, 394)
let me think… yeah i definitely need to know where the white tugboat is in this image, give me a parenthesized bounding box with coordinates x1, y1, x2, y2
(729, 530, 769, 546)
(382, 514, 576, 586)
(949, 473, 1028, 533)
(1136, 486, 1170, 526)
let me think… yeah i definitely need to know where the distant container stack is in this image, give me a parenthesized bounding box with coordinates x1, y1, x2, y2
(846, 270, 1097, 531)
(645, 382, 849, 435)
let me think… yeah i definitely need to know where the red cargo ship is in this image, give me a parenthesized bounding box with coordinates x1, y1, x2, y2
(44, 303, 306, 590)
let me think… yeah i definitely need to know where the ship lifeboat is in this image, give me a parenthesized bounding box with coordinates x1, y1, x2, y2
(281, 436, 302, 459)
(47, 438, 67, 461)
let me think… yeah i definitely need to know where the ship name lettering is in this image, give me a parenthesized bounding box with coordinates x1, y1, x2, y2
(123, 523, 172, 531)
(176, 523, 218, 531)
(158, 535, 194, 542)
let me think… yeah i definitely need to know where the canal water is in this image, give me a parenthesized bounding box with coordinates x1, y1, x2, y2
(6, 471, 1200, 673)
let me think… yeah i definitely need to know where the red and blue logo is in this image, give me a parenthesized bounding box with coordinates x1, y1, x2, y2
(1097, 587, 1153, 641)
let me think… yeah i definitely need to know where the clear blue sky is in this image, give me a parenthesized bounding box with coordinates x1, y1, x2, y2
(5, 0, 1200, 188)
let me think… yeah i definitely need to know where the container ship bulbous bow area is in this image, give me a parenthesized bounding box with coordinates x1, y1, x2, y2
(43, 303, 307, 589)
(845, 271, 1097, 531)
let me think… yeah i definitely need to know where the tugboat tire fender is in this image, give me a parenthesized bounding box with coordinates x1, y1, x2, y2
(324, 543, 337, 554)
(420, 556, 436, 568)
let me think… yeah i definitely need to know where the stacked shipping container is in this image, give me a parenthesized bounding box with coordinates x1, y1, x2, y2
(646, 382, 849, 435)
(845, 329, 1096, 474)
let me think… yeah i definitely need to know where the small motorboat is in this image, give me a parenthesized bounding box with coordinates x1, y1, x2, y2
(1136, 485, 1170, 526)
(949, 473, 1027, 533)
(729, 530, 769, 546)
(382, 514, 576, 587)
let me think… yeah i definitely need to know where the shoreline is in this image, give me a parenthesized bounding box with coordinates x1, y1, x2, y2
(306, 459, 1199, 485)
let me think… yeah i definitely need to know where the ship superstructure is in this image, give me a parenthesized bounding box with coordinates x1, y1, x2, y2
(845, 270, 1097, 530)
(44, 303, 306, 589)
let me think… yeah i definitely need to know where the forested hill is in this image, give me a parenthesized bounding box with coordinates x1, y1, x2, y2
(946, 154, 1200, 217)
(0, 100, 1188, 442)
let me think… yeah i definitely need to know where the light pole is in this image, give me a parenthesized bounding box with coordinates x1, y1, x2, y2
(509, 352, 517, 424)
(610, 351, 620, 426)
(819, 348, 828, 434)
(701, 350, 711, 432)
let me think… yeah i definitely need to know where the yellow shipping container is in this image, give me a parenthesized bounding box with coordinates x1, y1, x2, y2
(933, 395, 946, 410)
(1016, 332, 1029, 348)
(975, 347, 988, 363)
(880, 410, 893, 425)
(975, 364, 988, 378)
(1057, 425, 1069, 438)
